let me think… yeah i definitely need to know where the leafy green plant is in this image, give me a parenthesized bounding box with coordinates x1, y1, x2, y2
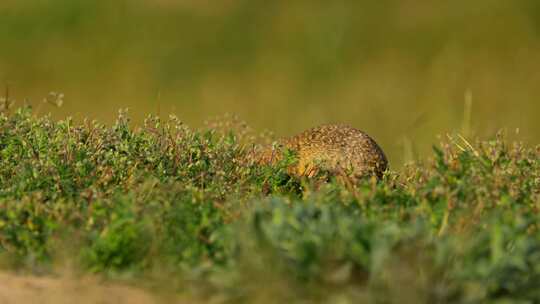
(0, 107, 538, 302)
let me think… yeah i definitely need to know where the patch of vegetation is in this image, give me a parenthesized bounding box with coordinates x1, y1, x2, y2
(0, 107, 539, 303)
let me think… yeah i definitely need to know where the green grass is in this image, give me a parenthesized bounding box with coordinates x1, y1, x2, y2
(2, 0, 540, 167)
(0, 107, 539, 303)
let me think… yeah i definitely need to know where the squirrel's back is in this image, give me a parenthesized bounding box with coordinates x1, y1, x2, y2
(258, 124, 388, 179)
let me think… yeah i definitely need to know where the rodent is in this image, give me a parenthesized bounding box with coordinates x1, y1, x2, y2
(254, 124, 388, 181)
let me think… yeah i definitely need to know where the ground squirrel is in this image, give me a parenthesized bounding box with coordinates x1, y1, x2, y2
(255, 124, 388, 181)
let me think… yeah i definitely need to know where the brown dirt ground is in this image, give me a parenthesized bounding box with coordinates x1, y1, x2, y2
(0, 272, 166, 304)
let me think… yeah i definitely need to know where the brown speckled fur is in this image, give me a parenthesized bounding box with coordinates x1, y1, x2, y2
(257, 124, 388, 180)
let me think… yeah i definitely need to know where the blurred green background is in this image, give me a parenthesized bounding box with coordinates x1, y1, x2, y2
(1, 0, 539, 167)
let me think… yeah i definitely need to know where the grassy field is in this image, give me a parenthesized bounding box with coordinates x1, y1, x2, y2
(2, 0, 540, 166)
(0, 106, 538, 303)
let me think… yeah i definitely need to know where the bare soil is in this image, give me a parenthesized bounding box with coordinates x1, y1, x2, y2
(0, 272, 162, 304)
